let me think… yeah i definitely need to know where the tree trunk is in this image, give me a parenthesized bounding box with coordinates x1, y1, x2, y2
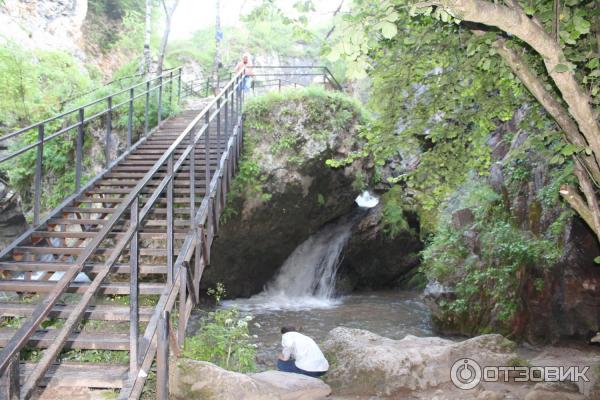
(156, 0, 179, 77)
(142, 0, 152, 75)
(212, 0, 222, 94)
(416, 0, 600, 240)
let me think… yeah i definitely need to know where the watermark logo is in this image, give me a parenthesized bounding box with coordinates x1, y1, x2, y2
(450, 358, 482, 389)
(450, 358, 590, 390)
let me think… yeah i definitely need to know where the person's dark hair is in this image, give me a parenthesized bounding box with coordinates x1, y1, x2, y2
(281, 326, 297, 334)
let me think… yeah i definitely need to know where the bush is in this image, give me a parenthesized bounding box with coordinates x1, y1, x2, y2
(183, 284, 257, 373)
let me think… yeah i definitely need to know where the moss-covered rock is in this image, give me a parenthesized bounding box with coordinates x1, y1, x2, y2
(202, 87, 371, 297)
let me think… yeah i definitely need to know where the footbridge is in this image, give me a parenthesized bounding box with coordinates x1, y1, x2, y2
(0, 65, 340, 399)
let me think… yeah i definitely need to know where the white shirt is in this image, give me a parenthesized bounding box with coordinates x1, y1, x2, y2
(281, 332, 329, 372)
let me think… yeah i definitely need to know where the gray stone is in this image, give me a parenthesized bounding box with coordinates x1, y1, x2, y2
(170, 359, 331, 400)
(322, 327, 516, 397)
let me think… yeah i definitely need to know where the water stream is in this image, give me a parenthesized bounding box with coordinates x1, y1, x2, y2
(190, 198, 432, 370)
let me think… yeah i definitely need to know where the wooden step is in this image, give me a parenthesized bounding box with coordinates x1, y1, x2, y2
(0, 261, 167, 274)
(20, 362, 127, 389)
(0, 280, 164, 294)
(0, 329, 129, 350)
(14, 247, 171, 257)
(1, 303, 153, 322)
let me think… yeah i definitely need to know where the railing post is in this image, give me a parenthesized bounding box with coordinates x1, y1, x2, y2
(158, 76, 163, 125)
(204, 112, 211, 194)
(105, 96, 112, 168)
(216, 97, 222, 158)
(127, 88, 134, 149)
(189, 130, 196, 222)
(278, 78, 281, 92)
(167, 153, 174, 285)
(157, 310, 169, 400)
(75, 108, 84, 191)
(33, 124, 44, 225)
(0, 354, 19, 400)
(129, 196, 139, 379)
(178, 265, 186, 348)
(145, 81, 150, 136)
(169, 71, 174, 115)
(177, 68, 182, 105)
(224, 88, 229, 141)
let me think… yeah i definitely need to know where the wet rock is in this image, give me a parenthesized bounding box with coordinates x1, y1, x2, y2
(452, 208, 474, 230)
(322, 327, 516, 397)
(337, 204, 422, 291)
(170, 359, 331, 400)
(0, 178, 28, 248)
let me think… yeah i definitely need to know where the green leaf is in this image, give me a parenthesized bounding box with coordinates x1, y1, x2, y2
(553, 63, 570, 73)
(594, 256, 600, 264)
(379, 21, 398, 39)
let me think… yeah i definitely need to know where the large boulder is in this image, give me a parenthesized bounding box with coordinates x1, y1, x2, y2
(203, 89, 370, 297)
(170, 359, 331, 400)
(322, 327, 517, 397)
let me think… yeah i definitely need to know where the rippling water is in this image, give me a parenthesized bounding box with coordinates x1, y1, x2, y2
(188, 290, 434, 370)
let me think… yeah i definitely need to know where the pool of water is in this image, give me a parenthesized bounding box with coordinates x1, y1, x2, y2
(189, 290, 433, 370)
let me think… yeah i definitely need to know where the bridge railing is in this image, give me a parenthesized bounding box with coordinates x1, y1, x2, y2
(0, 68, 183, 231)
(118, 69, 246, 399)
(250, 65, 343, 91)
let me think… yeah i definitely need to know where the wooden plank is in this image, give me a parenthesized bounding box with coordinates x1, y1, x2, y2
(0, 281, 164, 295)
(20, 362, 127, 389)
(14, 247, 169, 257)
(0, 303, 154, 322)
(0, 329, 129, 350)
(0, 262, 167, 274)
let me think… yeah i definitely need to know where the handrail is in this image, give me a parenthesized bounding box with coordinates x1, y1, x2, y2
(251, 65, 343, 91)
(0, 67, 184, 227)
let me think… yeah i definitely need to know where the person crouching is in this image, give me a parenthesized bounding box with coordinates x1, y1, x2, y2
(277, 326, 328, 378)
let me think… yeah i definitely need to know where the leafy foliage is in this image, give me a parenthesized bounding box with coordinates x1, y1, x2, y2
(183, 285, 257, 373)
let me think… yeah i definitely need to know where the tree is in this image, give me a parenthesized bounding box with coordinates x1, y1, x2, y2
(156, 0, 180, 76)
(212, 0, 223, 93)
(142, 0, 152, 75)
(330, 0, 600, 241)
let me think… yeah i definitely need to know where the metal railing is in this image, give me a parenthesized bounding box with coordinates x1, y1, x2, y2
(250, 65, 343, 91)
(119, 69, 246, 399)
(0, 67, 183, 229)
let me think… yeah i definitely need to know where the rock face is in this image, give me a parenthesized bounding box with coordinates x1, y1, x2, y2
(0, 0, 88, 56)
(170, 359, 331, 400)
(423, 107, 600, 343)
(337, 203, 423, 292)
(202, 90, 370, 297)
(322, 327, 517, 397)
(0, 179, 28, 249)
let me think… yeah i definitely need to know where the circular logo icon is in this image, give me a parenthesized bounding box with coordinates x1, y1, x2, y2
(450, 358, 482, 390)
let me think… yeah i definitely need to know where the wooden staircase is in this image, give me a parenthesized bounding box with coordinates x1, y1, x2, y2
(0, 71, 245, 398)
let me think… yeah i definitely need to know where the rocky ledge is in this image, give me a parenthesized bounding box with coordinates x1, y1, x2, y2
(170, 359, 331, 400)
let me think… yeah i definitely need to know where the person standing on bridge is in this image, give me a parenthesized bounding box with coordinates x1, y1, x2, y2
(235, 52, 254, 93)
(277, 326, 329, 378)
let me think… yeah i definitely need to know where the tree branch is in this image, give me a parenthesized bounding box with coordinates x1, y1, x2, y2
(413, 0, 600, 169)
(574, 159, 600, 242)
(492, 38, 600, 184)
(560, 184, 595, 232)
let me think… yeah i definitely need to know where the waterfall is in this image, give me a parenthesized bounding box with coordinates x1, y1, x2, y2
(226, 208, 366, 311)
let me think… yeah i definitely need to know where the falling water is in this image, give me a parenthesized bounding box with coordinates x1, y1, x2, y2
(226, 209, 366, 311)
